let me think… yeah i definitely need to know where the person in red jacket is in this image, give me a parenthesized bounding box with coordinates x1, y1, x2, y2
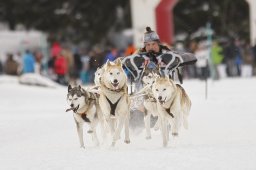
(54, 53, 67, 85)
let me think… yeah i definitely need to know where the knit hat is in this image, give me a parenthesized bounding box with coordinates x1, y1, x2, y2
(143, 27, 160, 43)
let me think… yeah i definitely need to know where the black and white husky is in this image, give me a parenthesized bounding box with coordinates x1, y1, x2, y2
(66, 85, 101, 148)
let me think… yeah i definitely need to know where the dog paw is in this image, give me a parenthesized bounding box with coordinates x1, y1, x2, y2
(146, 136, 152, 140)
(87, 130, 93, 133)
(113, 135, 121, 141)
(154, 126, 159, 131)
(163, 142, 168, 147)
(111, 142, 116, 147)
(95, 142, 100, 147)
(172, 132, 178, 137)
(80, 145, 85, 149)
(124, 139, 131, 144)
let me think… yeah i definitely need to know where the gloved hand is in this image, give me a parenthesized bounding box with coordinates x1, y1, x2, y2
(147, 50, 158, 64)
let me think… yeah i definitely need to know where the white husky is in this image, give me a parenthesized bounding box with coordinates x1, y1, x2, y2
(152, 77, 191, 147)
(94, 67, 104, 86)
(136, 66, 161, 139)
(99, 58, 131, 146)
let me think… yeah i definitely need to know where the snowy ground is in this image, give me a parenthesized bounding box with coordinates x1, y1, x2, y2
(0, 75, 256, 170)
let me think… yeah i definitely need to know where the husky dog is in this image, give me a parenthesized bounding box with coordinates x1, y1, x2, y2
(152, 77, 191, 147)
(139, 66, 161, 139)
(94, 67, 104, 86)
(99, 58, 131, 146)
(66, 85, 100, 148)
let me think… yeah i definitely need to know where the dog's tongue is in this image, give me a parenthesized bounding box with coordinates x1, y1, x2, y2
(65, 108, 73, 112)
(159, 100, 165, 105)
(66, 105, 79, 112)
(112, 83, 119, 88)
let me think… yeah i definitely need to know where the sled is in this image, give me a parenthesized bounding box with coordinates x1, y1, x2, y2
(121, 51, 197, 81)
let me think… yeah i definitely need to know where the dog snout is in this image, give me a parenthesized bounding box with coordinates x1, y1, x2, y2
(70, 103, 74, 108)
(158, 96, 162, 101)
(113, 79, 118, 83)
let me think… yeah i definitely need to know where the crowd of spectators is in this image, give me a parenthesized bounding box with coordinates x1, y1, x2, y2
(0, 37, 255, 86)
(178, 37, 256, 80)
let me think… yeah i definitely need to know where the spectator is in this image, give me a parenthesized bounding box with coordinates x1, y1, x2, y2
(124, 43, 136, 56)
(62, 49, 74, 80)
(34, 51, 43, 74)
(224, 38, 242, 77)
(14, 52, 23, 74)
(0, 60, 3, 74)
(241, 42, 253, 77)
(54, 53, 68, 85)
(195, 42, 210, 80)
(89, 46, 105, 83)
(211, 40, 224, 80)
(71, 51, 83, 80)
(80, 51, 90, 84)
(4, 53, 19, 75)
(251, 42, 256, 75)
(22, 50, 35, 73)
(104, 47, 118, 63)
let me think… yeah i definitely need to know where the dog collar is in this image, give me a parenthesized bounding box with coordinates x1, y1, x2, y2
(101, 84, 126, 93)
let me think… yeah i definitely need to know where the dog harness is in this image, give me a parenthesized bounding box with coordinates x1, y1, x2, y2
(105, 96, 122, 116)
(81, 114, 91, 123)
(76, 92, 97, 123)
(165, 107, 174, 118)
(101, 84, 126, 116)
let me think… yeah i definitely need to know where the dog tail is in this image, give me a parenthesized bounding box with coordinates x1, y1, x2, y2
(176, 84, 191, 129)
(177, 84, 191, 116)
(183, 114, 189, 129)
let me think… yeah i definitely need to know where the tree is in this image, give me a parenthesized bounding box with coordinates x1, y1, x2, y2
(174, 0, 249, 40)
(0, 0, 131, 44)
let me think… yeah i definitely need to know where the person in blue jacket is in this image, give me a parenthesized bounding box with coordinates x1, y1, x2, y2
(23, 50, 35, 73)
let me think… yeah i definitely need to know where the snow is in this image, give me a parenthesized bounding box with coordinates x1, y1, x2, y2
(0, 75, 256, 170)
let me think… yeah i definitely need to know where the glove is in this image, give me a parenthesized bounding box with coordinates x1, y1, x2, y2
(147, 51, 158, 64)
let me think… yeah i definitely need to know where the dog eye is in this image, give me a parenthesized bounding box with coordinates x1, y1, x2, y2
(148, 76, 152, 78)
(98, 73, 100, 75)
(74, 98, 78, 100)
(110, 72, 113, 75)
(117, 72, 120, 75)
(163, 88, 166, 91)
(156, 89, 159, 91)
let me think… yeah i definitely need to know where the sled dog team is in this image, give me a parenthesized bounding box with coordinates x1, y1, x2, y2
(66, 58, 191, 148)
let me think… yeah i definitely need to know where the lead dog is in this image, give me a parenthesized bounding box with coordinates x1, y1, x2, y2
(99, 58, 131, 146)
(152, 77, 191, 147)
(66, 85, 100, 148)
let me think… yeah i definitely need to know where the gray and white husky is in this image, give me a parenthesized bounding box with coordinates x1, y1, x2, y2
(140, 66, 162, 139)
(66, 85, 101, 148)
(99, 58, 131, 146)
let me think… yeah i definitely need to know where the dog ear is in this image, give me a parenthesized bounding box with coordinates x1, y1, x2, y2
(115, 58, 122, 67)
(154, 76, 161, 83)
(164, 75, 170, 81)
(156, 64, 161, 73)
(78, 85, 82, 90)
(68, 84, 72, 92)
(81, 87, 86, 94)
(106, 60, 111, 67)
